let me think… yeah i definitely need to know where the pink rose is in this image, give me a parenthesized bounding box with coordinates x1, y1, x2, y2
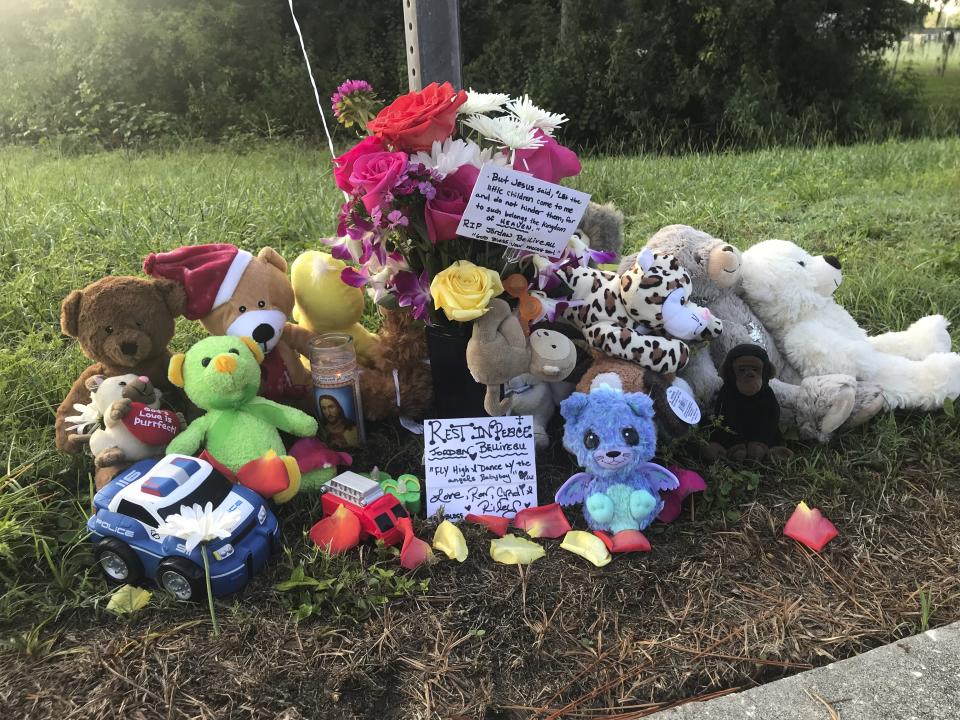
(513, 130, 581, 184)
(424, 165, 480, 243)
(348, 150, 410, 214)
(332, 136, 385, 194)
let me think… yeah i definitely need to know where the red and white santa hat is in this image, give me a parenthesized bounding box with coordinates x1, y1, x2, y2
(143, 243, 252, 320)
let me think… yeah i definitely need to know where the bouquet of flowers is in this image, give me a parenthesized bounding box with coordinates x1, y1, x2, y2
(327, 80, 610, 327)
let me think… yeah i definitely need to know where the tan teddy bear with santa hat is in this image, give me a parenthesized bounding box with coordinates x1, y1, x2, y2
(144, 244, 316, 412)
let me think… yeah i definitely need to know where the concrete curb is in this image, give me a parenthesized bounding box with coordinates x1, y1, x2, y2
(648, 621, 960, 719)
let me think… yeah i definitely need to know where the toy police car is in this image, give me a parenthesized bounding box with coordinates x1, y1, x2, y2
(88, 454, 280, 600)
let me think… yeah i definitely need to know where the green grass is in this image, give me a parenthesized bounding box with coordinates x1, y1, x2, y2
(1, 138, 960, 717)
(888, 37, 960, 119)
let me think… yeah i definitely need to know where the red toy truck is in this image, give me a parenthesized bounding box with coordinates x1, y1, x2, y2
(320, 471, 409, 546)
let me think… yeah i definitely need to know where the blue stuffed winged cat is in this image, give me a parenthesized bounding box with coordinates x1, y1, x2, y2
(556, 375, 679, 533)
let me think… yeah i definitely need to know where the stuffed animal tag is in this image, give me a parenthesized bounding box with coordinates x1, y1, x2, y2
(121, 403, 182, 445)
(666, 385, 701, 425)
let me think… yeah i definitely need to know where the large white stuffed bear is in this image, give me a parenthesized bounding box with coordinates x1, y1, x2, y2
(740, 239, 960, 411)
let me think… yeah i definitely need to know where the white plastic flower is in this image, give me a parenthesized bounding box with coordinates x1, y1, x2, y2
(157, 502, 242, 552)
(462, 114, 545, 152)
(65, 401, 101, 435)
(505, 95, 567, 136)
(413, 138, 510, 177)
(457, 89, 511, 116)
(412, 138, 484, 177)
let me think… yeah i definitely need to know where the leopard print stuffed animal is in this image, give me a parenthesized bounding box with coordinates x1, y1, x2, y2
(560, 249, 722, 374)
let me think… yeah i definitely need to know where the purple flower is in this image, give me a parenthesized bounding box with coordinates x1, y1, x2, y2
(386, 210, 409, 228)
(331, 80, 379, 128)
(530, 292, 582, 323)
(418, 181, 437, 200)
(529, 254, 566, 290)
(393, 270, 433, 324)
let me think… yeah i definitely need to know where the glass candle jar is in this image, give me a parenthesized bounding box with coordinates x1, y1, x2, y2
(309, 333, 365, 450)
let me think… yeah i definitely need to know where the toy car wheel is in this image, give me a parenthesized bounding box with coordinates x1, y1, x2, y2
(156, 558, 206, 602)
(95, 538, 144, 585)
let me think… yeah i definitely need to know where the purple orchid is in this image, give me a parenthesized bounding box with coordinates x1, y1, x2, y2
(530, 291, 583, 323)
(529, 254, 567, 290)
(565, 234, 617, 267)
(393, 270, 433, 324)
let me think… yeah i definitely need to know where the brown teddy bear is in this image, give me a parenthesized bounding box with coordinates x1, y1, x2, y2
(360, 308, 434, 422)
(576, 351, 691, 439)
(144, 244, 316, 412)
(55, 276, 187, 463)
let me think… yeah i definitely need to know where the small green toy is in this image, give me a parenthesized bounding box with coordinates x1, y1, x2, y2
(367, 467, 421, 514)
(167, 335, 319, 503)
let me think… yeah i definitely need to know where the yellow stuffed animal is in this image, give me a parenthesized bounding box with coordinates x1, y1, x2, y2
(290, 250, 381, 365)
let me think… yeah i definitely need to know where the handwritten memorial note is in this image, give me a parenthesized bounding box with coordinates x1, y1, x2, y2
(456, 164, 591, 258)
(424, 415, 538, 521)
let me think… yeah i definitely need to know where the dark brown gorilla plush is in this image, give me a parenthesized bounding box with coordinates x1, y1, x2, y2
(704, 344, 793, 462)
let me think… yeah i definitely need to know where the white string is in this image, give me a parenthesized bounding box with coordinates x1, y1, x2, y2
(287, 0, 349, 201)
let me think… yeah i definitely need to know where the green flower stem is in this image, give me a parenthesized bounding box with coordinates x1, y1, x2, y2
(200, 544, 220, 638)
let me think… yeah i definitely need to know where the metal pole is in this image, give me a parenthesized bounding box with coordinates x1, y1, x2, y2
(402, 0, 463, 91)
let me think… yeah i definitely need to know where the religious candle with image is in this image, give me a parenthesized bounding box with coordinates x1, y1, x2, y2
(309, 333, 366, 450)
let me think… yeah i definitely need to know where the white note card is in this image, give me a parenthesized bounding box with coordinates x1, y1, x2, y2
(456, 164, 591, 258)
(424, 415, 538, 521)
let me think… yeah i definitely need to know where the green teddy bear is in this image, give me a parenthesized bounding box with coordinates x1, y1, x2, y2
(167, 335, 318, 503)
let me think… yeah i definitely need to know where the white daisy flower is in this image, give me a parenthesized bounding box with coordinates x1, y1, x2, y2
(462, 114, 545, 151)
(157, 502, 243, 553)
(457, 89, 511, 116)
(506, 95, 567, 135)
(412, 138, 484, 177)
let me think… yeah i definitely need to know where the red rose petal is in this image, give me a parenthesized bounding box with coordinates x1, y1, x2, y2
(395, 516, 433, 570)
(784, 501, 838, 552)
(658, 467, 708, 524)
(607, 530, 652, 553)
(465, 514, 510, 537)
(309, 505, 361, 555)
(513, 503, 571, 539)
(235, 450, 292, 499)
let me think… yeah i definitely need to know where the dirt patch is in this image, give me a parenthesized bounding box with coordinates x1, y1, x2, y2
(3, 416, 960, 719)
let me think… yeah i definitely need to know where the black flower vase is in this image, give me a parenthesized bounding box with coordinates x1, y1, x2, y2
(425, 323, 488, 419)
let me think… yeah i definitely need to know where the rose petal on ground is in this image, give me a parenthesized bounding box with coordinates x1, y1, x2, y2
(433, 520, 468, 562)
(658, 467, 708, 523)
(489, 534, 545, 565)
(560, 531, 611, 567)
(397, 524, 434, 570)
(308, 505, 361, 555)
(593, 529, 652, 553)
(784, 501, 839, 552)
(512, 503, 571, 539)
(465, 513, 510, 537)
(235, 449, 292, 499)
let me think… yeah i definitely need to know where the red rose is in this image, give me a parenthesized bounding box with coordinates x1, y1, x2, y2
(367, 82, 468, 152)
(513, 130, 581, 184)
(424, 164, 480, 243)
(348, 150, 410, 214)
(333, 135, 385, 194)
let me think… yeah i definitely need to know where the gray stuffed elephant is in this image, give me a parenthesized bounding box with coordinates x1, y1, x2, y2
(621, 225, 885, 441)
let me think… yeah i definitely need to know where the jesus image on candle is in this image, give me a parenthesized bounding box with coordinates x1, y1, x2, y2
(316, 391, 360, 449)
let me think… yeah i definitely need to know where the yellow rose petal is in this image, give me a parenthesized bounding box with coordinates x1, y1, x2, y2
(432, 520, 468, 562)
(560, 531, 612, 567)
(489, 534, 546, 565)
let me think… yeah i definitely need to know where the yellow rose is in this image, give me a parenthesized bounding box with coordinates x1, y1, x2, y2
(430, 260, 504, 322)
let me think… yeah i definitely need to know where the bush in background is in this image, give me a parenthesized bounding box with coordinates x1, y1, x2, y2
(0, 0, 938, 151)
